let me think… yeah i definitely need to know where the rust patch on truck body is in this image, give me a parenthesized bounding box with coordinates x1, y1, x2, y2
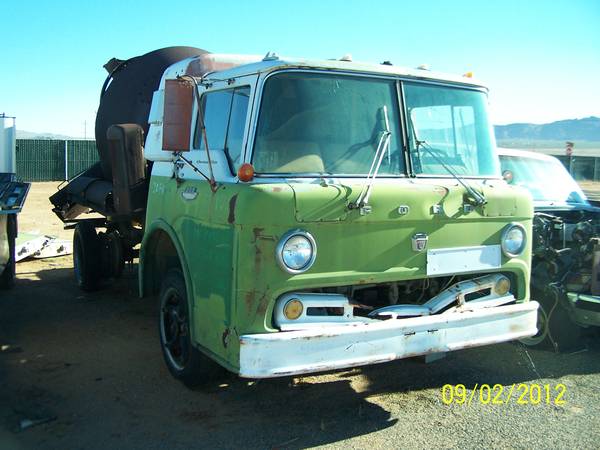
(228, 194, 238, 224)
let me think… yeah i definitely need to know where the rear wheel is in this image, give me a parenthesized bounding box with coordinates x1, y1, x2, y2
(73, 222, 102, 291)
(158, 268, 223, 387)
(99, 232, 125, 279)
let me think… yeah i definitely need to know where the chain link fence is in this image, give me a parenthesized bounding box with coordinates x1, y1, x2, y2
(554, 155, 600, 201)
(13, 139, 600, 190)
(16, 139, 99, 182)
(554, 155, 600, 182)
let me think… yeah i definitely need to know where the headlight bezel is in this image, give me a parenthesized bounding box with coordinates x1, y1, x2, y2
(501, 222, 527, 258)
(276, 229, 317, 274)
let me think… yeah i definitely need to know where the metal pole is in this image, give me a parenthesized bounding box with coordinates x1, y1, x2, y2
(64, 140, 68, 181)
(568, 156, 573, 177)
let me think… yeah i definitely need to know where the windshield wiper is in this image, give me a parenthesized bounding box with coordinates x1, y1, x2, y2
(414, 139, 486, 207)
(348, 106, 392, 215)
(418, 141, 486, 207)
(407, 112, 486, 207)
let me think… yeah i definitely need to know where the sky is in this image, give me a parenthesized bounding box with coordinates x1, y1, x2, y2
(1, 0, 599, 137)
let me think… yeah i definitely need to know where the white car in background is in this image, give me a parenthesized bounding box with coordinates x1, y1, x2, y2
(498, 148, 600, 351)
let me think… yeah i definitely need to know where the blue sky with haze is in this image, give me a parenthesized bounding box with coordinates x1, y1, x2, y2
(1, 0, 599, 137)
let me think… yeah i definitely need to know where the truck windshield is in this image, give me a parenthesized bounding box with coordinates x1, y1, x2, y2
(253, 72, 404, 176)
(405, 82, 499, 177)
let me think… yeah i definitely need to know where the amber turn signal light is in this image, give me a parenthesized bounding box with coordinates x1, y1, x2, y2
(494, 276, 511, 296)
(237, 163, 254, 182)
(283, 299, 304, 320)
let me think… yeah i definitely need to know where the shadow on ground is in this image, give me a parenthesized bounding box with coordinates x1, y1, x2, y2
(1, 263, 600, 449)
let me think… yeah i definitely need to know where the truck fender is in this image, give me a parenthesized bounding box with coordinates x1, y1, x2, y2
(139, 220, 195, 314)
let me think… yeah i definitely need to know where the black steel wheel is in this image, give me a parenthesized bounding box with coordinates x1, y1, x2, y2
(73, 222, 102, 291)
(158, 268, 223, 387)
(99, 232, 125, 279)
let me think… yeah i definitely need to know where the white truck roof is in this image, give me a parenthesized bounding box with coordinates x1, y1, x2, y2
(162, 53, 488, 90)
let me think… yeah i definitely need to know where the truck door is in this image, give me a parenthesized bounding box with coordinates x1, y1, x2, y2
(174, 74, 258, 359)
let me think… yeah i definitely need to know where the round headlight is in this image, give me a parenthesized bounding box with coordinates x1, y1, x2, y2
(501, 223, 526, 257)
(276, 230, 317, 273)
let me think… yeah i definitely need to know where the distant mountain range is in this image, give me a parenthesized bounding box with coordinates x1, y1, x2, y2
(16, 130, 76, 140)
(494, 116, 600, 142)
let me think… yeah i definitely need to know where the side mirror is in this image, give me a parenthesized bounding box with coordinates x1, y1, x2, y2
(502, 170, 513, 184)
(162, 79, 194, 151)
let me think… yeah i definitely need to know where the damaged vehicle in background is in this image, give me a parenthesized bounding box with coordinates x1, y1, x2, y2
(499, 148, 600, 351)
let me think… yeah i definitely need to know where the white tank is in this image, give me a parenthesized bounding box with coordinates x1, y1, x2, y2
(0, 115, 16, 174)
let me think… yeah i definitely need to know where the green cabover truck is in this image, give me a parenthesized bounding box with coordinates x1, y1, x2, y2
(50, 47, 538, 386)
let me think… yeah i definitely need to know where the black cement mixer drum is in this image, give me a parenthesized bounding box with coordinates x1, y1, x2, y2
(95, 46, 207, 181)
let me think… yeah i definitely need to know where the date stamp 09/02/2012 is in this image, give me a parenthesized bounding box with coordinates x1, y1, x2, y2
(441, 383, 567, 406)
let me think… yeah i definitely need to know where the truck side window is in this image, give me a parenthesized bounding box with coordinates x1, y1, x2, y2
(225, 87, 250, 170)
(195, 86, 250, 173)
(196, 90, 231, 150)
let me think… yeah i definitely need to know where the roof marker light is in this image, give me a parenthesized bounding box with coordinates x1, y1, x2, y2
(263, 51, 279, 61)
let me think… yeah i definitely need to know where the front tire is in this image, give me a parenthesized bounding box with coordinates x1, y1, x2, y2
(158, 268, 223, 387)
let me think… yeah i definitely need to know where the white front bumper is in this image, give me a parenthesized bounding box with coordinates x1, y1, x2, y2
(239, 301, 539, 378)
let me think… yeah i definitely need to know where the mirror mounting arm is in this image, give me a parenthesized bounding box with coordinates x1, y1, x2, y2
(176, 74, 218, 192)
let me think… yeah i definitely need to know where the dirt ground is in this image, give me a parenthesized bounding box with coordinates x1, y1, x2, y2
(1, 183, 600, 450)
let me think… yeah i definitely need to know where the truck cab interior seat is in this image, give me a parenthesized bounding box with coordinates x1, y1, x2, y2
(254, 140, 324, 174)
